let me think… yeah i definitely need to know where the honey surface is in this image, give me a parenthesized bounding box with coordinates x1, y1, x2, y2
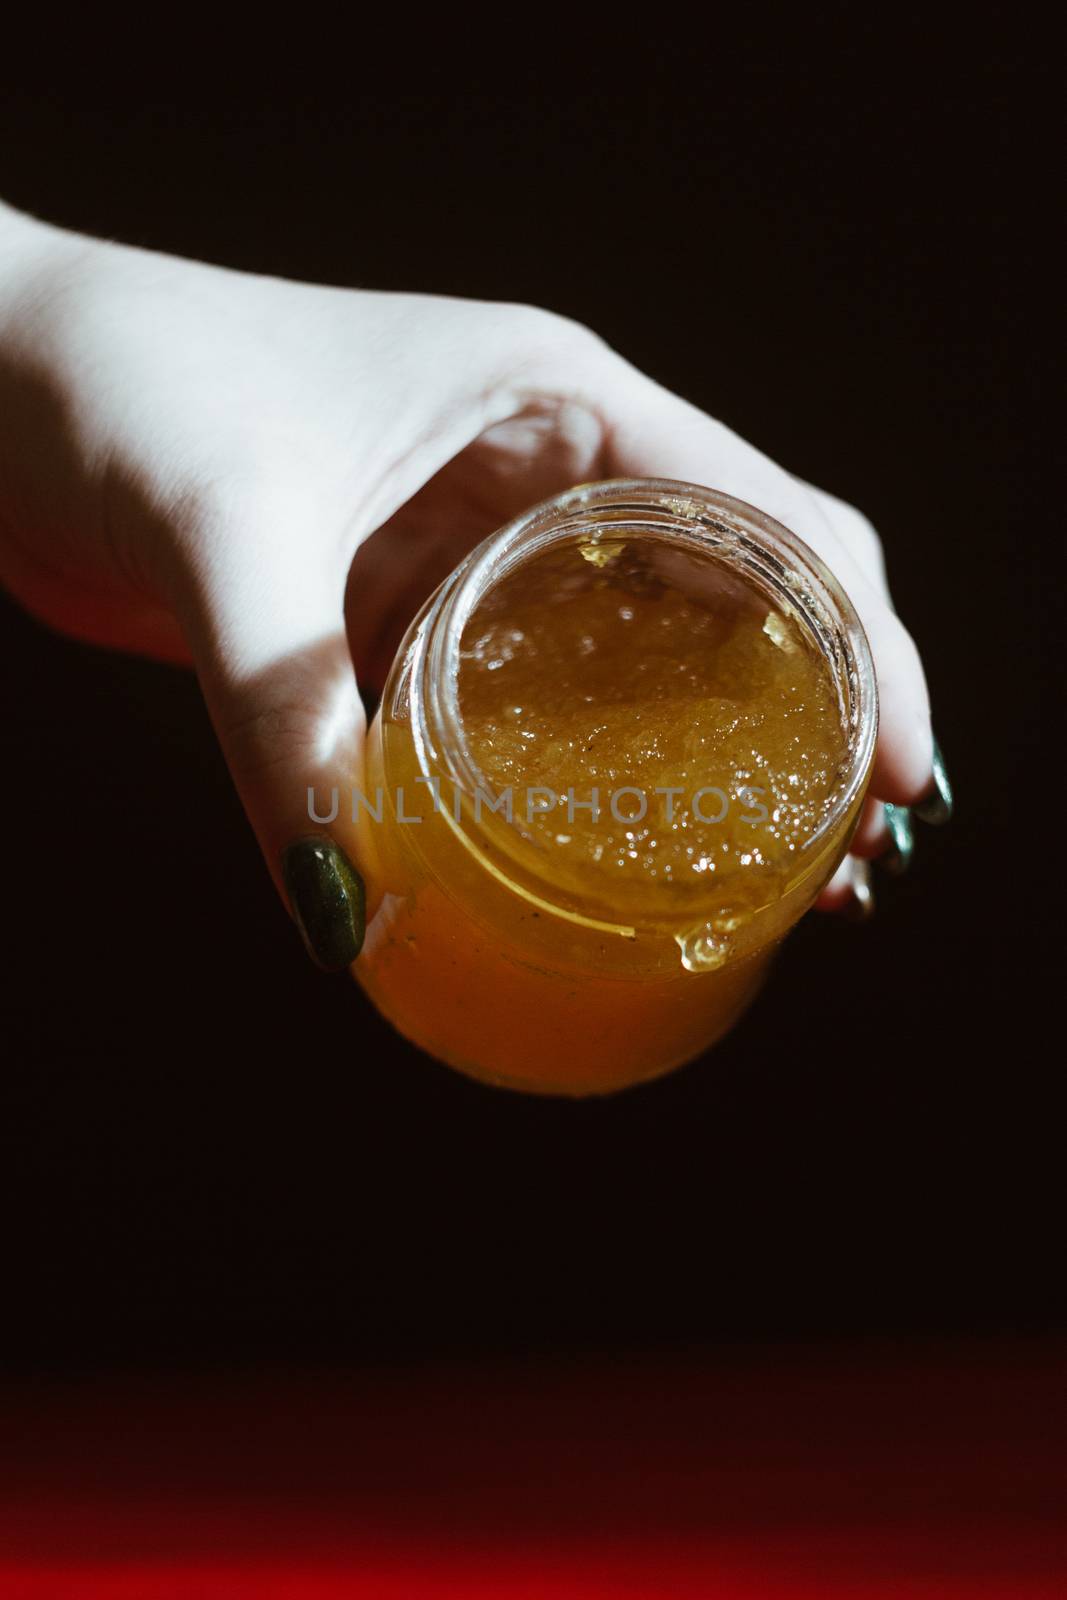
(457, 538, 850, 917)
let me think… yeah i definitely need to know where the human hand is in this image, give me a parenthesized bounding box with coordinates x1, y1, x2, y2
(0, 202, 942, 965)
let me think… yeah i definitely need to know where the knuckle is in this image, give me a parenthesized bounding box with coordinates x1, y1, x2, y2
(838, 501, 884, 562)
(219, 696, 321, 779)
(501, 301, 606, 359)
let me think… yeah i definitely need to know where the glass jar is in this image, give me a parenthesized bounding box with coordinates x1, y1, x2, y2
(353, 479, 877, 1096)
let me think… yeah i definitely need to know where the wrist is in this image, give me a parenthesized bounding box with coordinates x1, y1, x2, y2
(0, 201, 96, 341)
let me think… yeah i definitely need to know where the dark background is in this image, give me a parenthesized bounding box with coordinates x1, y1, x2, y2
(0, 39, 1056, 1376)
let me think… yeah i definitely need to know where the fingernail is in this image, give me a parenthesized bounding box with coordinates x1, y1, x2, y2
(914, 735, 953, 825)
(282, 838, 365, 972)
(843, 859, 875, 922)
(881, 803, 914, 874)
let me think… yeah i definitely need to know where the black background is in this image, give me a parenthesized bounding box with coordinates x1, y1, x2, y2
(0, 36, 1057, 1375)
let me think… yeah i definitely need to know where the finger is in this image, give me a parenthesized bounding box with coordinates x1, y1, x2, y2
(850, 797, 890, 859)
(816, 855, 874, 917)
(817, 854, 857, 910)
(573, 356, 934, 805)
(801, 482, 888, 592)
(173, 503, 367, 972)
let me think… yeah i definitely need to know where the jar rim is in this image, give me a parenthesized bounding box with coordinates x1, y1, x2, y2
(408, 478, 878, 936)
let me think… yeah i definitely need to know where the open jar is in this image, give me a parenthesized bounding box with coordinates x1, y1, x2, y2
(353, 479, 877, 1095)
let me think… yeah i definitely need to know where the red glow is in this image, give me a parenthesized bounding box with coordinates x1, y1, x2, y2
(2, 1342, 1064, 1598)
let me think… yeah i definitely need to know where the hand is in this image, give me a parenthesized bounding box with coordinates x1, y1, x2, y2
(0, 203, 937, 962)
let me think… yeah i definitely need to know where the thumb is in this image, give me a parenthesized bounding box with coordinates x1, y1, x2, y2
(178, 535, 367, 973)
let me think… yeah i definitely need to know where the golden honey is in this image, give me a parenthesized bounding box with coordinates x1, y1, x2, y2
(353, 481, 876, 1095)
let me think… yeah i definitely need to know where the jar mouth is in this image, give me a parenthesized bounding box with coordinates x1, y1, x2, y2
(410, 479, 878, 936)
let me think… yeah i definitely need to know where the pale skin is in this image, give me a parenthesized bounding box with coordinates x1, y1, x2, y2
(0, 199, 932, 943)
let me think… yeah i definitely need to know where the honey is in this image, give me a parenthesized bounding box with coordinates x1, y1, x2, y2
(353, 481, 876, 1095)
(457, 540, 850, 928)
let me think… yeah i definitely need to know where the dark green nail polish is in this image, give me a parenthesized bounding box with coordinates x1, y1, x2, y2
(914, 735, 953, 826)
(282, 838, 365, 972)
(882, 804, 914, 874)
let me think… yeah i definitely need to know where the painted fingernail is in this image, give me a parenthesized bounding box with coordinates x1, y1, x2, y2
(881, 803, 914, 874)
(843, 859, 875, 922)
(914, 735, 953, 825)
(282, 838, 365, 972)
